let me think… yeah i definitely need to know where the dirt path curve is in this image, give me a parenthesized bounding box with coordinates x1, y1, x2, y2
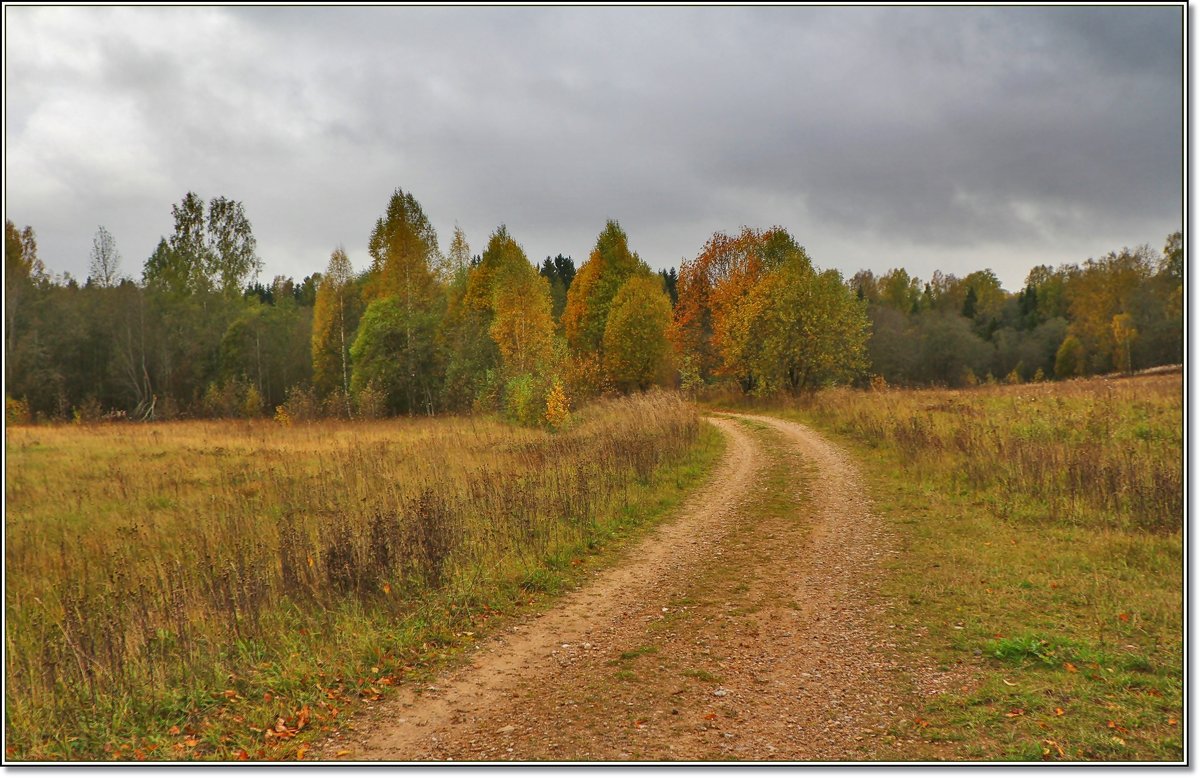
(318, 413, 901, 762)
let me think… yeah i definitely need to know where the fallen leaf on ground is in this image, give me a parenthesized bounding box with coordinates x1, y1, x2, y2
(1042, 739, 1065, 758)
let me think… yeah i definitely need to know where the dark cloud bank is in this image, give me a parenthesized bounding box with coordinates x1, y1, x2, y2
(5, 5, 1182, 290)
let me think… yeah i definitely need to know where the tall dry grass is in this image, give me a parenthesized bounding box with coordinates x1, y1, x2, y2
(734, 373, 1182, 760)
(774, 374, 1181, 533)
(5, 391, 700, 759)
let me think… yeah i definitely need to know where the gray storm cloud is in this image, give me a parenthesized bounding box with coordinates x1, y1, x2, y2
(4, 5, 1182, 290)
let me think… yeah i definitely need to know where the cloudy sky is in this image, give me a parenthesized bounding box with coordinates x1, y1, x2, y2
(4, 5, 1183, 291)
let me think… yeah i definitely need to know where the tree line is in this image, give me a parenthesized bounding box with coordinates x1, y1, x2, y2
(3, 186, 1182, 424)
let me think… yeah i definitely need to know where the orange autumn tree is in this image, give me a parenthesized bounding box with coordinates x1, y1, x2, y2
(562, 220, 647, 396)
(670, 227, 796, 391)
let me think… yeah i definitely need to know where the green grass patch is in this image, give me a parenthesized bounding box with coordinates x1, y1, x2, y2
(681, 669, 722, 683)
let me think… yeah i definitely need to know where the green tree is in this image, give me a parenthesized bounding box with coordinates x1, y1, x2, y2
(437, 229, 492, 412)
(451, 226, 560, 415)
(658, 267, 679, 307)
(912, 312, 993, 386)
(358, 188, 445, 413)
(350, 295, 442, 415)
(602, 274, 674, 392)
(539, 254, 576, 322)
(5, 221, 45, 390)
(206, 196, 261, 295)
(737, 253, 870, 393)
(1055, 334, 1085, 378)
(866, 305, 917, 384)
(1130, 233, 1183, 368)
(878, 268, 921, 313)
(961, 286, 977, 319)
(161, 192, 261, 296)
(219, 297, 312, 410)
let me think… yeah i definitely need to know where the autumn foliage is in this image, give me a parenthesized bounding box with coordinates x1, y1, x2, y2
(2, 183, 1181, 421)
(672, 227, 869, 393)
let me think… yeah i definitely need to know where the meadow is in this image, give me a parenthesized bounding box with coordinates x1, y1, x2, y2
(758, 372, 1183, 760)
(4, 392, 719, 761)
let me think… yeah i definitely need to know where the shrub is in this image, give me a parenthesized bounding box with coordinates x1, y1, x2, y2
(281, 385, 321, 422)
(544, 377, 572, 429)
(1055, 335, 1085, 378)
(6, 396, 31, 425)
(355, 380, 387, 419)
(504, 373, 540, 427)
(241, 385, 264, 418)
(72, 397, 105, 425)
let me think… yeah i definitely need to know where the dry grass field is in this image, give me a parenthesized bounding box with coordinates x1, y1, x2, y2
(5, 392, 720, 760)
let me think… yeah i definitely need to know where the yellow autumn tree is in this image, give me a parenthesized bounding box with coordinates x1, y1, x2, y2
(1066, 246, 1154, 373)
(1111, 313, 1137, 375)
(670, 227, 798, 390)
(562, 220, 644, 356)
(602, 274, 674, 392)
(461, 226, 561, 423)
(491, 266, 556, 379)
(311, 247, 356, 405)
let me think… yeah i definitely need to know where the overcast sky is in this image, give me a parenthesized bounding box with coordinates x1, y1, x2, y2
(4, 5, 1183, 291)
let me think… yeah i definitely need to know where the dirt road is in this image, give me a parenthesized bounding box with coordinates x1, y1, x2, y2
(317, 413, 901, 761)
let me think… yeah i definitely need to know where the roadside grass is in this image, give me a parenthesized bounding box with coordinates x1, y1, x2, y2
(735, 374, 1182, 761)
(4, 392, 724, 761)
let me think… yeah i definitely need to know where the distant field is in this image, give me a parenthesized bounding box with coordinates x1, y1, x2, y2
(764, 373, 1183, 760)
(4, 392, 720, 761)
